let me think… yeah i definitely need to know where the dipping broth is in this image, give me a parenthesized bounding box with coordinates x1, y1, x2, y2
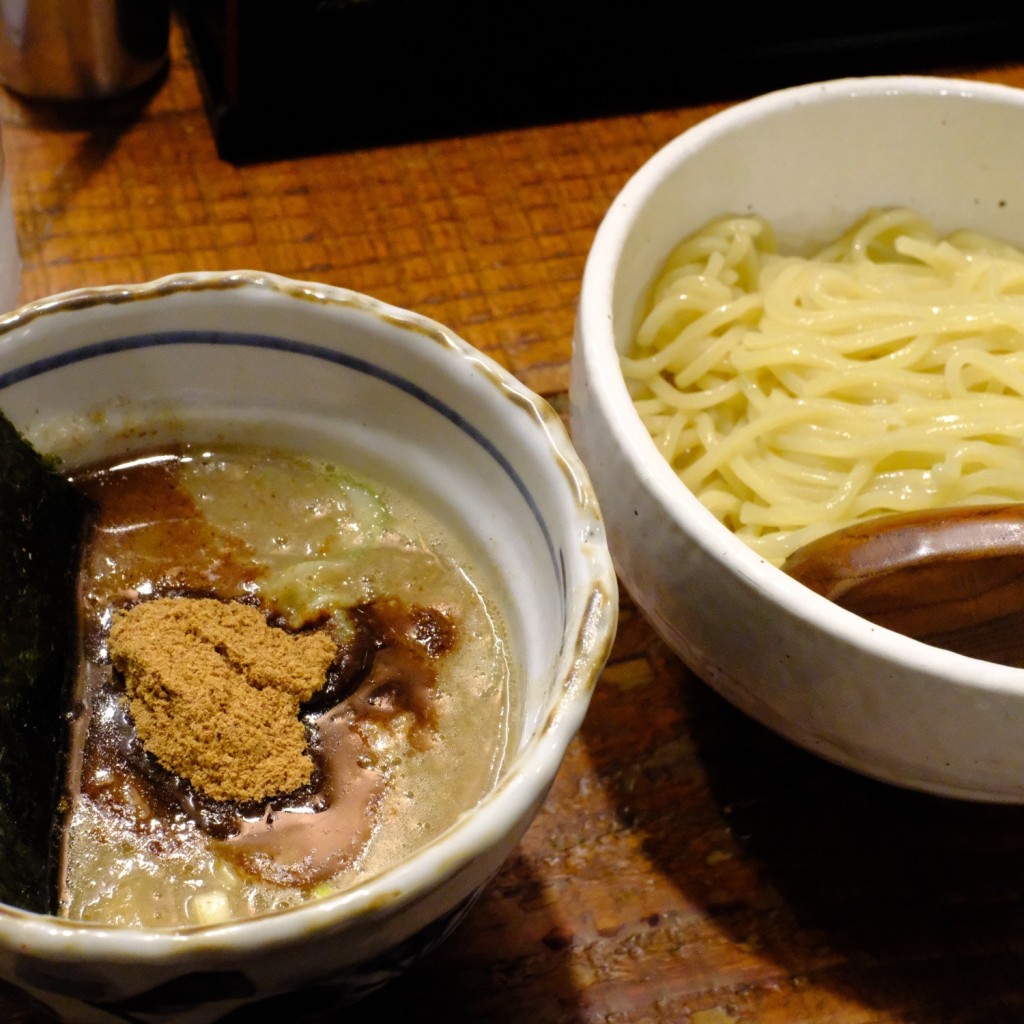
(58, 445, 517, 927)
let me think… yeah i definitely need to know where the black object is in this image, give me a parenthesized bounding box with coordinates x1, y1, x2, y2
(179, 2, 1024, 164)
(0, 409, 90, 912)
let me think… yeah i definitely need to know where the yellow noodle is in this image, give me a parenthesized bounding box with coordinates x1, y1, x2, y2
(624, 208, 1024, 563)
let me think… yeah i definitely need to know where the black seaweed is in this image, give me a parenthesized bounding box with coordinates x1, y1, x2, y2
(0, 408, 90, 912)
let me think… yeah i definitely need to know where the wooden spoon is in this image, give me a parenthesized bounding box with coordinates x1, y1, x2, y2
(782, 504, 1024, 667)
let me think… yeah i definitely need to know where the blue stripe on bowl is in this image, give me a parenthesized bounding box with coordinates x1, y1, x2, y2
(0, 330, 566, 615)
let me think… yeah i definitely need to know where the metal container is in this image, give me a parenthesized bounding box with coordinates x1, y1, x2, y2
(0, 0, 169, 101)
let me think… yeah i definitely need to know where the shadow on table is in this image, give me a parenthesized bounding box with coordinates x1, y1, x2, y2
(580, 619, 1024, 1024)
(339, 849, 584, 1024)
(0, 74, 166, 270)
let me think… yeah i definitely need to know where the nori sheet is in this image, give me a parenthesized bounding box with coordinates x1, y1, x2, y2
(0, 407, 90, 912)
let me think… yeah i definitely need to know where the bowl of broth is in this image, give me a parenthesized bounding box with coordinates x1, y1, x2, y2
(570, 74, 1024, 803)
(0, 270, 618, 1021)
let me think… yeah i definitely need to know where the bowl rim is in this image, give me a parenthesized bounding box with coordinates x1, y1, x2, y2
(0, 270, 619, 958)
(576, 72, 1024, 696)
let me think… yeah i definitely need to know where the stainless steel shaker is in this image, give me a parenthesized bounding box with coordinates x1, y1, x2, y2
(0, 0, 170, 101)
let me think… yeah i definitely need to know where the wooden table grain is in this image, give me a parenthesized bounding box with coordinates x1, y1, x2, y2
(5, 15, 1024, 1024)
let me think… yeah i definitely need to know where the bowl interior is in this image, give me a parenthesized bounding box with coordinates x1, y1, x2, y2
(591, 75, 1024, 597)
(607, 77, 1024, 355)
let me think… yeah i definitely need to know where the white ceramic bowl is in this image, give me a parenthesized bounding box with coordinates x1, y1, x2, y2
(0, 271, 618, 1023)
(571, 74, 1024, 804)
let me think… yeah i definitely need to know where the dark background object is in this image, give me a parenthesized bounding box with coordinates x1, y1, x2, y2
(182, 2, 1024, 163)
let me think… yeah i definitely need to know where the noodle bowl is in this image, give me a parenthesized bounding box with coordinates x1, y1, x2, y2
(623, 207, 1024, 564)
(571, 74, 1024, 803)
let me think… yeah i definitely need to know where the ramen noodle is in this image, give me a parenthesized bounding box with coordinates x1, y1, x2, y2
(623, 207, 1024, 565)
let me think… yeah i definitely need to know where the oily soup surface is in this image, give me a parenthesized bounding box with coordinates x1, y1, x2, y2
(60, 445, 516, 927)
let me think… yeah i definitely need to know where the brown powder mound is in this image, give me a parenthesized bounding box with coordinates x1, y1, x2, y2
(108, 597, 337, 804)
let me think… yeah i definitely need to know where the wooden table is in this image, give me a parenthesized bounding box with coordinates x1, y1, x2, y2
(5, 15, 1024, 1024)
